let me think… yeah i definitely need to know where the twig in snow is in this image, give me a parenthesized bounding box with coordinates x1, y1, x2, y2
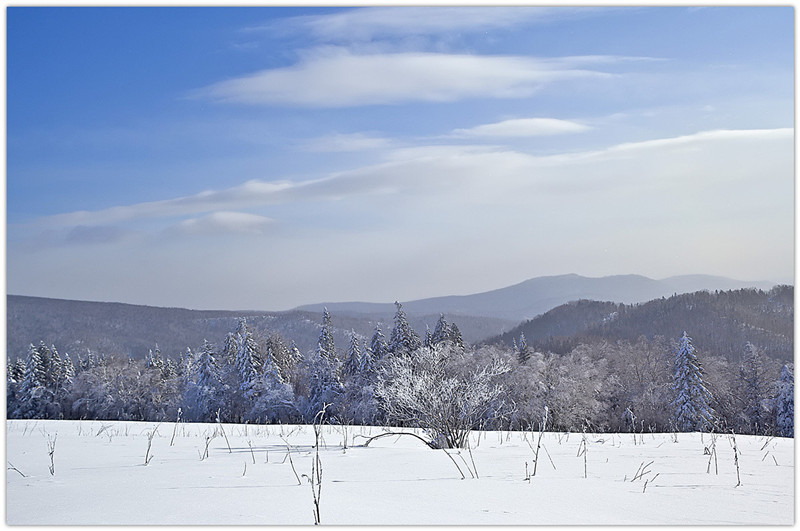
(467, 440, 479, 479)
(285, 446, 302, 485)
(170, 408, 182, 447)
(46, 433, 57, 475)
(443, 450, 466, 480)
(216, 409, 232, 454)
(730, 432, 742, 487)
(7, 462, 27, 477)
(247, 440, 256, 464)
(144, 425, 159, 465)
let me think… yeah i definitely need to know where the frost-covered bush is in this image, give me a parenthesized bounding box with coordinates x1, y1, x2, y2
(375, 344, 510, 449)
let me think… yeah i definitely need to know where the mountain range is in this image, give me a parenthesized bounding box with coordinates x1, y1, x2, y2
(7, 273, 780, 361)
(297, 273, 777, 321)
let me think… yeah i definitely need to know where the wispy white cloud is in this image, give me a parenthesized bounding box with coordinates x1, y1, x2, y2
(29, 128, 792, 236)
(301, 132, 392, 152)
(191, 48, 615, 108)
(247, 7, 614, 43)
(450, 117, 591, 138)
(170, 211, 275, 237)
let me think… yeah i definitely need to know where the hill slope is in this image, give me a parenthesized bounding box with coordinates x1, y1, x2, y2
(490, 285, 794, 362)
(6, 296, 511, 360)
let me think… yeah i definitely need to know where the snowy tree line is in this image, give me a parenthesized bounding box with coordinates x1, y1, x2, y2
(7, 302, 793, 443)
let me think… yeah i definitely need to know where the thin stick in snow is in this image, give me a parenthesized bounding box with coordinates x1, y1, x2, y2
(46, 433, 57, 475)
(730, 432, 742, 487)
(442, 450, 466, 480)
(7, 461, 27, 477)
(467, 440, 479, 479)
(247, 440, 256, 464)
(457, 452, 475, 479)
(285, 446, 302, 485)
(144, 425, 159, 466)
(170, 408, 181, 447)
(216, 409, 232, 454)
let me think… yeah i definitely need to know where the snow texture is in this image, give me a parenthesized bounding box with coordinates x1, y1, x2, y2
(6, 419, 793, 525)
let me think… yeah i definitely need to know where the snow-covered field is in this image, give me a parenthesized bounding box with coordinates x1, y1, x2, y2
(6, 419, 794, 525)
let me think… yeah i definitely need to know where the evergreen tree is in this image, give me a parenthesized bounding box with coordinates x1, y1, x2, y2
(316, 308, 336, 361)
(236, 322, 261, 398)
(517, 332, 530, 364)
(222, 331, 239, 365)
(343, 330, 362, 377)
(8, 356, 26, 383)
(775, 364, 794, 437)
(261, 342, 284, 384)
(431, 314, 449, 345)
(740, 341, 766, 434)
(370, 325, 389, 360)
(185, 339, 221, 421)
(304, 349, 342, 420)
(287, 340, 304, 369)
(389, 302, 421, 355)
(671, 331, 715, 432)
(17, 344, 47, 418)
(359, 339, 376, 378)
(61, 352, 75, 387)
(449, 322, 464, 349)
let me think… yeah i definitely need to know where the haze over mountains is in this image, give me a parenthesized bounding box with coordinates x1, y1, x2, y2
(297, 274, 778, 322)
(7, 273, 780, 361)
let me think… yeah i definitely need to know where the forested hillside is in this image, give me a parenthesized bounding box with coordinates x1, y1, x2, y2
(6, 295, 509, 361)
(491, 286, 793, 363)
(8, 287, 795, 439)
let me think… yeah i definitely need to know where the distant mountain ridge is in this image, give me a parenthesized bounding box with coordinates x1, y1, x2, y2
(296, 273, 778, 322)
(7, 273, 780, 361)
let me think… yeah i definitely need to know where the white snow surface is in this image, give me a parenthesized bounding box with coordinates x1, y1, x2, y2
(6, 420, 794, 525)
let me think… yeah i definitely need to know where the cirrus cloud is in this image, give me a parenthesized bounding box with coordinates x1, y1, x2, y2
(450, 117, 592, 138)
(191, 49, 616, 108)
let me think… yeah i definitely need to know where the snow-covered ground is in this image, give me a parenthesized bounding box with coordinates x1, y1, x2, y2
(6, 419, 794, 525)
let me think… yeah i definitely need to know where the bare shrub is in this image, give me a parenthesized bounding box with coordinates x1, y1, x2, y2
(375, 344, 510, 449)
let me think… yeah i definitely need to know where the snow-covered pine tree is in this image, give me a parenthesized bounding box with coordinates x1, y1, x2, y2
(342, 330, 362, 378)
(775, 364, 793, 437)
(449, 322, 464, 349)
(431, 314, 449, 345)
(236, 322, 261, 399)
(304, 349, 343, 420)
(181, 339, 221, 421)
(316, 308, 336, 361)
(261, 342, 284, 384)
(147, 344, 164, 370)
(180, 347, 195, 383)
(222, 331, 239, 365)
(370, 325, 389, 360)
(359, 339, 376, 378)
(47, 344, 63, 391)
(389, 302, 421, 356)
(740, 341, 766, 434)
(60, 352, 75, 388)
(287, 340, 304, 367)
(8, 356, 25, 383)
(671, 331, 715, 432)
(17, 344, 47, 418)
(517, 332, 530, 364)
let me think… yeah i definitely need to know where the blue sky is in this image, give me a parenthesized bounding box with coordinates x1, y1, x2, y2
(6, 6, 794, 310)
